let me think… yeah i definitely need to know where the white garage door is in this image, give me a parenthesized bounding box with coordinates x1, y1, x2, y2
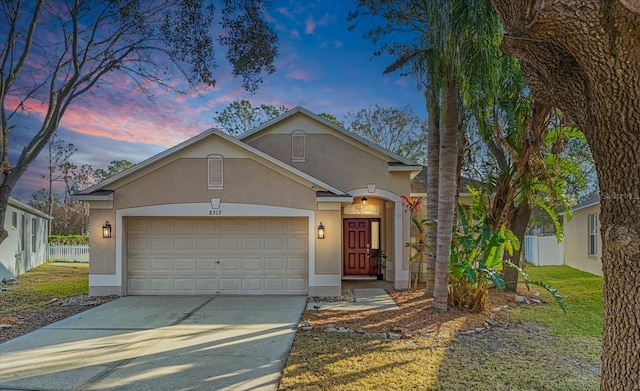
(126, 217, 308, 295)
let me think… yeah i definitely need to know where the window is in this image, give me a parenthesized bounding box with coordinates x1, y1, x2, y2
(31, 218, 37, 252)
(20, 215, 26, 252)
(207, 154, 223, 190)
(11, 212, 17, 228)
(291, 130, 306, 162)
(588, 213, 598, 256)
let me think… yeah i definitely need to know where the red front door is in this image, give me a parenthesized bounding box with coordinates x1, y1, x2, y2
(343, 218, 379, 275)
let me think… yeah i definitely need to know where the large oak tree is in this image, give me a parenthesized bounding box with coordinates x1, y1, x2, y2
(490, 1, 640, 388)
(0, 0, 278, 244)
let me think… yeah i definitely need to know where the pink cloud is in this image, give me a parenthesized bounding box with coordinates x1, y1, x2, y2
(305, 15, 316, 34)
(394, 78, 410, 88)
(291, 29, 300, 39)
(335, 40, 343, 49)
(275, 7, 292, 18)
(286, 70, 311, 82)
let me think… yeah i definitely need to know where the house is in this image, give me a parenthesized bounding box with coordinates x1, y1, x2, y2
(73, 107, 424, 296)
(563, 192, 602, 276)
(0, 197, 52, 280)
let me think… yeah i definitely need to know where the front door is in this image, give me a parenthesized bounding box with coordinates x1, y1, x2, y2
(343, 218, 380, 275)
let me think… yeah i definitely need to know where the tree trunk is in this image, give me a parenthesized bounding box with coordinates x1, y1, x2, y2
(433, 80, 460, 312)
(490, 1, 640, 387)
(425, 97, 440, 298)
(504, 203, 532, 291)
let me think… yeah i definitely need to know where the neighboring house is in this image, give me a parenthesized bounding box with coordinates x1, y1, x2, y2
(563, 192, 602, 276)
(73, 107, 424, 296)
(0, 197, 52, 280)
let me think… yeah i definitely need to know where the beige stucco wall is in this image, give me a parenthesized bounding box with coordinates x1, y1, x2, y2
(315, 204, 342, 275)
(564, 204, 602, 276)
(244, 114, 414, 195)
(88, 208, 116, 275)
(113, 158, 316, 210)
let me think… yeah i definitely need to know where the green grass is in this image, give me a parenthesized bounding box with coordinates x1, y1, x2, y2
(0, 262, 89, 313)
(516, 265, 603, 338)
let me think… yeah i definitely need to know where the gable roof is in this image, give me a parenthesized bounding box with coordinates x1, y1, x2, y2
(239, 106, 422, 167)
(8, 197, 52, 220)
(572, 192, 600, 212)
(76, 128, 348, 197)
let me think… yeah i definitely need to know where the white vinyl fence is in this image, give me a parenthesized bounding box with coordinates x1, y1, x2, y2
(47, 244, 90, 263)
(524, 236, 564, 266)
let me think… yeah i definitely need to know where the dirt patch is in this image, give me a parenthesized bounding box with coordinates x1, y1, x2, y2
(300, 284, 527, 336)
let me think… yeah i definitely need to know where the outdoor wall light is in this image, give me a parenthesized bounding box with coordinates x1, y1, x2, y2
(102, 221, 112, 239)
(317, 222, 325, 239)
(361, 197, 368, 206)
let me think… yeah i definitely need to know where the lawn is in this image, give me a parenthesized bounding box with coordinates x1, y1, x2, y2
(0, 262, 116, 343)
(279, 266, 603, 390)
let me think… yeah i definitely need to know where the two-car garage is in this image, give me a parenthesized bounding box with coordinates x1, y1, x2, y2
(125, 217, 309, 295)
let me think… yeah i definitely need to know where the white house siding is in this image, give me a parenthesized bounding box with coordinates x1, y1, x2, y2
(0, 197, 52, 280)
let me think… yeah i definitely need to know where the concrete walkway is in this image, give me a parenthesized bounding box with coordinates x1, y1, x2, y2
(306, 288, 399, 311)
(0, 295, 306, 391)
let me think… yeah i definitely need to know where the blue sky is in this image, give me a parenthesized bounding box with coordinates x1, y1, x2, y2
(11, 1, 427, 199)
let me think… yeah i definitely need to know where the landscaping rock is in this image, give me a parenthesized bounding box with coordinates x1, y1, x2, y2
(388, 332, 402, 340)
(325, 326, 338, 333)
(492, 305, 509, 312)
(0, 324, 12, 329)
(337, 327, 350, 333)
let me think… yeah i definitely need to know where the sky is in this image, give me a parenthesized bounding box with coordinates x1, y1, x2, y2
(8, 1, 427, 200)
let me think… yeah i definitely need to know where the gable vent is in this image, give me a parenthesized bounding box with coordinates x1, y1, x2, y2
(291, 130, 306, 162)
(207, 155, 223, 190)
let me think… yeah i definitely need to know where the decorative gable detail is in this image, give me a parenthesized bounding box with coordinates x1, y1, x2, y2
(291, 130, 306, 162)
(207, 154, 224, 190)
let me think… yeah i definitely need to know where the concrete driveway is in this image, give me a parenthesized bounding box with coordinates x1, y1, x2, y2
(0, 295, 306, 391)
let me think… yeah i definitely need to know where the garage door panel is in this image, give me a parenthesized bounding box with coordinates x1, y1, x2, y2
(265, 258, 285, 271)
(219, 258, 241, 270)
(196, 220, 218, 231)
(128, 237, 150, 252)
(287, 237, 307, 251)
(219, 238, 240, 251)
(174, 238, 195, 251)
(242, 258, 263, 271)
(196, 238, 218, 250)
(196, 259, 217, 271)
(219, 219, 240, 231)
(151, 219, 172, 231)
(174, 259, 196, 271)
(288, 219, 308, 233)
(151, 258, 173, 271)
(287, 258, 307, 271)
(127, 217, 308, 295)
(242, 238, 263, 251)
(151, 238, 172, 251)
(128, 257, 151, 272)
(241, 219, 263, 231)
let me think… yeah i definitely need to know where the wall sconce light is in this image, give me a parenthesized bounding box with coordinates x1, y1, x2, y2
(361, 197, 368, 206)
(317, 222, 325, 239)
(102, 221, 112, 238)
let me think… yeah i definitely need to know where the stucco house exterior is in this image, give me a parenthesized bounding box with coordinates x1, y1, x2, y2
(563, 192, 602, 276)
(0, 197, 52, 280)
(74, 107, 424, 296)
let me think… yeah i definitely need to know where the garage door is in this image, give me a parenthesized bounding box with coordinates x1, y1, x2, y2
(126, 217, 308, 295)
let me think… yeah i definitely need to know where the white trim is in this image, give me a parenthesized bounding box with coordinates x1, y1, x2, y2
(71, 192, 113, 202)
(346, 188, 409, 285)
(317, 196, 354, 203)
(92, 203, 317, 291)
(388, 165, 423, 172)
